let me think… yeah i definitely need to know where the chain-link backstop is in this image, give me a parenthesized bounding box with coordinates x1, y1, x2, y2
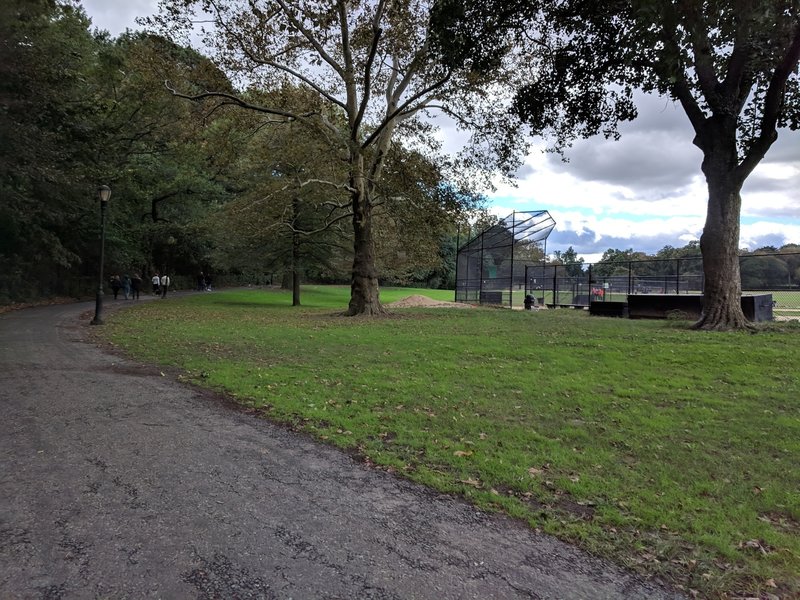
(456, 211, 556, 307)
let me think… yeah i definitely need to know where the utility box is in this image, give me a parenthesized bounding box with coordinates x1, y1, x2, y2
(589, 301, 628, 317)
(627, 293, 773, 321)
(741, 294, 774, 322)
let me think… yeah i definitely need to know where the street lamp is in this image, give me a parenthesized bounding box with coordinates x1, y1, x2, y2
(90, 185, 111, 325)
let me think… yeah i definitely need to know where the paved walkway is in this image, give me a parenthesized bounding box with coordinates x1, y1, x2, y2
(0, 300, 686, 599)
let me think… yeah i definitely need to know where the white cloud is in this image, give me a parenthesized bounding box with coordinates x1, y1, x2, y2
(490, 92, 799, 260)
(81, 0, 159, 35)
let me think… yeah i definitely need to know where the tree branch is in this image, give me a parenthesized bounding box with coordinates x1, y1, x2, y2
(737, 21, 800, 181)
(678, 0, 721, 110)
(165, 81, 306, 121)
(275, 0, 347, 78)
(361, 73, 451, 150)
(354, 0, 387, 134)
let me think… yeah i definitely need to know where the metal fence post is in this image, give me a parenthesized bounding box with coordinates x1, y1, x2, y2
(553, 264, 558, 306)
(628, 262, 633, 295)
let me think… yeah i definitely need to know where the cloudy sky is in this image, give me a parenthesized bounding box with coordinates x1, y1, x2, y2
(82, 1, 799, 263)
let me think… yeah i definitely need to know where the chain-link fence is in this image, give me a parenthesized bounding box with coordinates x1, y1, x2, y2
(518, 252, 799, 319)
(455, 211, 556, 305)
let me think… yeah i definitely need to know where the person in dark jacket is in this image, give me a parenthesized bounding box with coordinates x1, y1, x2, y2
(110, 275, 122, 300)
(131, 273, 142, 300)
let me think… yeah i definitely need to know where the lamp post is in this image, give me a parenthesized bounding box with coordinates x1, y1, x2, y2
(90, 185, 111, 325)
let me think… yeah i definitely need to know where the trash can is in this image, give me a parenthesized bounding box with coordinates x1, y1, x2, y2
(524, 294, 534, 310)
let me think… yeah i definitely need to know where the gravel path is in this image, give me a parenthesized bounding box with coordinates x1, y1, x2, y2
(0, 301, 686, 599)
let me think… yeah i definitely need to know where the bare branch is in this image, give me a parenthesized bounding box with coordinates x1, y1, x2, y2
(165, 80, 308, 120)
(283, 210, 353, 237)
(354, 0, 388, 133)
(274, 0, 347, 78)
(208, 1, 348, 111)
(362, 73, 452, 149)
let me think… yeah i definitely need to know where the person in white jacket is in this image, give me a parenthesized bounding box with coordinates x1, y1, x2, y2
(160, 274, 170, 298)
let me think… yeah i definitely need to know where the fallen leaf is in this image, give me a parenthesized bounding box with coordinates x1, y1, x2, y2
(766, 579, 777, 588)
(460, 478, 481, 487)
(479, 432, 488, 440)
(453, 450, 473, 457)
(528, 467, 544, 477)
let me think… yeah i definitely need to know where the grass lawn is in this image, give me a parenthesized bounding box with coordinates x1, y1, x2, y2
(103, 285, 800, 599)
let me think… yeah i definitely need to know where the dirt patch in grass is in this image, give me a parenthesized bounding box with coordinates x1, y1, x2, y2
(385, 294, 474, 309)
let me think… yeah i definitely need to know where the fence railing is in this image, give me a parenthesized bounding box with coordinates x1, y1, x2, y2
(511, 252, 800, 319)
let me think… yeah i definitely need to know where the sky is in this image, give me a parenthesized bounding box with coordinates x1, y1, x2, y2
(81, 0, 799, 263)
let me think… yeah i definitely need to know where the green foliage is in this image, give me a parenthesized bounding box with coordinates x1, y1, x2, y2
(106, 288, 800, 598)
(0, 0, 99, 300)
(552, 246, 584, 276)
(0, 4, 239, 302)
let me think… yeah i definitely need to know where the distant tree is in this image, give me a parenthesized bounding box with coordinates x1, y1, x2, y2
(656, 241, 701, 260)
(778, 244, 800, 286)
(740, 256, 790, 289)
(432, 0, 800, 330)
(560, 246, 584, 276)
(210, 99, 351, 305)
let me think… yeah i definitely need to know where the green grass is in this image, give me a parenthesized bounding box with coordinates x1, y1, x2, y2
(103, 286, 800, 599)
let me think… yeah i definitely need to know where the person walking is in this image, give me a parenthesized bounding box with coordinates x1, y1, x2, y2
(131, 273, 142, 300)
(122, 274, 131, 300)
(197, 271, 205, 291)
(152, 273, 160, 295)
(110, 275, 122, 300)
(160, 273, 170, 298)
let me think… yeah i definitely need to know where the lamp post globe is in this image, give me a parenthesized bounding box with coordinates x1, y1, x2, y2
(90, 185, 111, 325)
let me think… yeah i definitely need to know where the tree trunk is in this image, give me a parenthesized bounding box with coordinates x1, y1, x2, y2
(347, 188, 384, 316)
(289, 195, 301, 306)
(694, 165, 751, 331)
(291, 228, 301, 307)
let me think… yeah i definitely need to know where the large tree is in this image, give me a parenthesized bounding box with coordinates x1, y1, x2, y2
(147, 0, 490, 315)
(432, 0, 800, 330)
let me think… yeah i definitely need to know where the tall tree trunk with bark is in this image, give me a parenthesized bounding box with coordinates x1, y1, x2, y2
(347, 188, 383, 316)
(694, 120, 751, 330)
(696, 180, 750, 330)
(346, 151, 383, 316)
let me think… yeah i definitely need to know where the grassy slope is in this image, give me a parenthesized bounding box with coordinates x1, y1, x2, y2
(105, 286, 800, 599)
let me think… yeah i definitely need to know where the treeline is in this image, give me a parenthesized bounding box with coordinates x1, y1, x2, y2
(0, 1, 478, 304)
(555, 242, 800, 288)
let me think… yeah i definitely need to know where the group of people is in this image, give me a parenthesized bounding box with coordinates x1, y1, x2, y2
(196, 271, 212, 292)
(150, 273, 171, 298)
(109, 273, 171, 299)
(110, 271, 215, 299)
(109, 274, 143, 300)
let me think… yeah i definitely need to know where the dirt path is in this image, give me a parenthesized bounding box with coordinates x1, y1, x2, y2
(0, 301, 686, 599)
